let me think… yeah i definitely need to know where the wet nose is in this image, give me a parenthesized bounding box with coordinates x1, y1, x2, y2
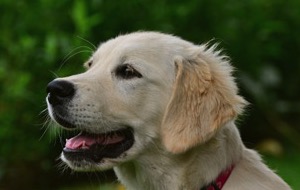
(46, 80, 75, 105)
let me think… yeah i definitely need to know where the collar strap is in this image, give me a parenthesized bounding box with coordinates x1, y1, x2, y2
(200, 165, 234, 190)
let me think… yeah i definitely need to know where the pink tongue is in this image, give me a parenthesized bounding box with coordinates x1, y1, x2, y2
(65, 132, 124, 150)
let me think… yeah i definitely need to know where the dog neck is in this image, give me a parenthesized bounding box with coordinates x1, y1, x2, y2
(114, 123, 243, 190)
(200, 164, 235, 190)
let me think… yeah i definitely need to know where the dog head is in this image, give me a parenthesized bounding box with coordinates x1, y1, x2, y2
(46, 32, 246, 171)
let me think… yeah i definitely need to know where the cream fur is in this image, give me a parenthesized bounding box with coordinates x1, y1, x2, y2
(48, 32, 291, 190)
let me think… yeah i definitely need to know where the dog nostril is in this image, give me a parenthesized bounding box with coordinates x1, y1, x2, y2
(46, 80, 75, 105)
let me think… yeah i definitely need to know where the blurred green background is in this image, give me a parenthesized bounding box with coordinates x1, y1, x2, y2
(0, 0, 299, 189)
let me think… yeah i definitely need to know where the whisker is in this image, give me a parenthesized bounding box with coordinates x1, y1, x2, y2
(58, 50, 93, 71)
(56, 158, 70, 174)
(39, 129, 49, 142)
(76, 36, 97, 50)
(39, 108, 49, 116)
(51, 125, 64, 147)
(37, 106, 53, 141)
(61, 46, 93, 63)
(49, 70, 59, 78)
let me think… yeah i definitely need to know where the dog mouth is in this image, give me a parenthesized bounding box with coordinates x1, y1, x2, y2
(62, 128, 134, 163)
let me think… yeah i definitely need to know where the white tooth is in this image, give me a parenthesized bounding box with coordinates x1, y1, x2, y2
(81, 141, 86, 148)
(82, 141, 89, 149)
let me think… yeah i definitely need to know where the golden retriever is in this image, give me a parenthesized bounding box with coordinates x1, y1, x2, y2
(46, 32, 291, 190)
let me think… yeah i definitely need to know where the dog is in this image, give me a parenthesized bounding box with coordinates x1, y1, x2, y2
(46, 32, 291, 190)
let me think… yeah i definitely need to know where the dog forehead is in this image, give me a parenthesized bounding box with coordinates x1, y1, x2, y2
(91, 32, 194, 74)
(95, 32, 192, 58)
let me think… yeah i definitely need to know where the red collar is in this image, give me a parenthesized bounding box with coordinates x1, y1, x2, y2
(200, 165, 234, 190)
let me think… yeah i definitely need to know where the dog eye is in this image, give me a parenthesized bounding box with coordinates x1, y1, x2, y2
(84, 60, 93, 69)
(116, 64, 142, 79)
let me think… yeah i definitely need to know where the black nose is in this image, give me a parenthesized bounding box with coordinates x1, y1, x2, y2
(46, 80, 75, 105)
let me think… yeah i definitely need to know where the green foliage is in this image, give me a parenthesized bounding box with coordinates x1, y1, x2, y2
(265, 149, 300, 189)
(0, 0, 299, 189)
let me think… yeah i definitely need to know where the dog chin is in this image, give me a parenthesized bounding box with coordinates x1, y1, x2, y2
(60, 153, 130, 171)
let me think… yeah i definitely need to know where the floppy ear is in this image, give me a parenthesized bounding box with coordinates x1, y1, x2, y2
(161, 52, 246, 154)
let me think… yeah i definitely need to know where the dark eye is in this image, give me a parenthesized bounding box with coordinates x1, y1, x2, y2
(84, 60, 93, 69)
(115, 64, 142, 79)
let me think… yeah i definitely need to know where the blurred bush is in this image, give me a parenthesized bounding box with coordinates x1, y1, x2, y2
(0, 0, 299, 189)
